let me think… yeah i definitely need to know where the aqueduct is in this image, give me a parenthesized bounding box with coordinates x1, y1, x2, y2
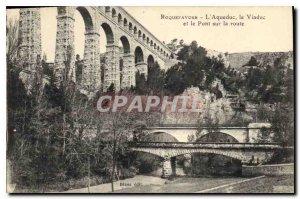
(19, 7, 173, 92)
(17, 8, 283, 178)
(54, 6, 172, 92)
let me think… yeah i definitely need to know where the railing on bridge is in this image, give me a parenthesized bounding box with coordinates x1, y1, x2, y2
(127, 142, 283, 149)
(151, 123, 245, 128)
(147, 124, 269, 129)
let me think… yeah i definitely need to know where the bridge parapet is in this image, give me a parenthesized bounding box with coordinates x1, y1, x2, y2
(128, 141, 281, 167)
(143, 123, 272, 143)
(128, 142, 282, 150)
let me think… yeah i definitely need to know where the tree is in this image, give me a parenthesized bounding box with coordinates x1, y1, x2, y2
(270, 104, 294, 146)
(245, 56, 259, 66)
(107, 83, 115, 93)
(146, 62, 165, 94)
(197, 100, 219, 134)
(190, 41, 198, 51)
(6, 18, 22, 68)
(135, 71, 147, 94)
(75, 54, 84, 84)
(164, 64, 186, 95)
(97, 94, 159, 192)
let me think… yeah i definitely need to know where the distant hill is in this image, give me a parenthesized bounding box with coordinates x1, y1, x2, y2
(226, 51, 293, 70)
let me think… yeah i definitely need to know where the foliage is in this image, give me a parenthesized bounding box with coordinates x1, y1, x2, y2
(243, 56, 293, 104)
(134, 62, 165, 95)
(7, 22, 294, 192)
(163, 41, 243, 95)
(270, 104, 294, 146)
(146, 62, 165, 94)
(244, 56, 259, 66)
(166, 38, 184, 53)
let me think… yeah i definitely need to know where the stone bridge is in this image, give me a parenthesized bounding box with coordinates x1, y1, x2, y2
(142, 123, 272, 143)
(129, 123, 276, 177)
(128, 142, 282, 178)
(53, 6, 173, 91)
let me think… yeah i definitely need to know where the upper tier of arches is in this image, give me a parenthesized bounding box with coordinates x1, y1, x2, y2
(103, 6, 171, 59)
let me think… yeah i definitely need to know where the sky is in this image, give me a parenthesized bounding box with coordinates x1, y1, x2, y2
(6, 7, 293, 62)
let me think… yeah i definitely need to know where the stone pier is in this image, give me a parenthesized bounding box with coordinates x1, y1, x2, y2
(162, 158, 172, 178)
(104, 44, 120, 91)
(82, 31, 101, 90)
(54, 7, 75, 83)
(162, 157, 177, 178)
(121, 53, 136, 88)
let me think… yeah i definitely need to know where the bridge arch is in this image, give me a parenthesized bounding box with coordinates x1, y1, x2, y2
(142, 131, 179, 142)
(101, 23, 114, 44)
(56, 6, 100, 86)
(134, 46, 144, 63)
(196, 132, 239, 143)
(73, 7, 94, 85)
(120, 36, 131, 53)
(130, 148, 242, 161)
(57, 6, 96, 41)
(36, 6, 174, 92)
(130, 147, 245, 161)
(75, 7, 94, 32)
(147, 54, 155, 69)
(169, 150, 244, 161)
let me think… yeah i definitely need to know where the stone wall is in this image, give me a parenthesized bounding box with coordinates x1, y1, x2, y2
(242, 163, 294, 176)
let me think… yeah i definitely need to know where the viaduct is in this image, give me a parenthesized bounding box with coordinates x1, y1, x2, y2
(128, 123, 282, 178)
(19, 7, 173, 92)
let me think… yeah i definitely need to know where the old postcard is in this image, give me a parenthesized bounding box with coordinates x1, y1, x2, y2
(6, 6, 294, 193)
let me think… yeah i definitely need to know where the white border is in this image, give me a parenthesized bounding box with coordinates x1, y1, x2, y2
(1, 0, 299, 198)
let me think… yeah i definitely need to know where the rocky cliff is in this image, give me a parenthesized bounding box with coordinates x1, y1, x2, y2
(226, 51, 293, 70)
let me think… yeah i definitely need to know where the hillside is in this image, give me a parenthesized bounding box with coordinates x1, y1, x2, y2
(227, 51, 293, 70)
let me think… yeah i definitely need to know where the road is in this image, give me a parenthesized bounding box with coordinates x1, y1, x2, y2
(62, 174, 294, 193)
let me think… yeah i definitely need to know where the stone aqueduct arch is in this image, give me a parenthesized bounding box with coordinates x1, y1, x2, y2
(54, 6, 172, 92)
